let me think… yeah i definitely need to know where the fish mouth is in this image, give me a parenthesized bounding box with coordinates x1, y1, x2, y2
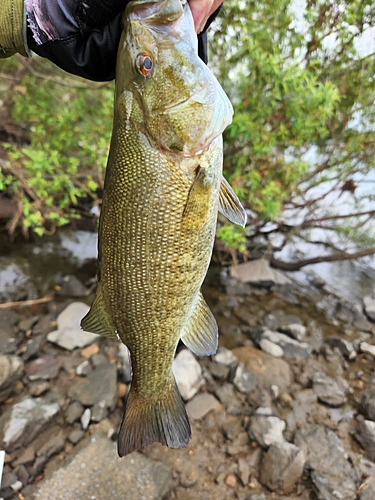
(129, 0, 183, 24)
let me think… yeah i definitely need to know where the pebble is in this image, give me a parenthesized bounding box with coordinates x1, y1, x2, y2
(26, 355, 62, 380)
(224, 474, 237, 488)
(23, 335, 44, 361)
(29, 381, 50, 396)
(215, 383, 241, 411)
(66, 401, 85, 424)
(363, 295, 375, 321)
(213, 346, 237, 366)
(47, 302, 99, 350)
(278, 323, 306, 341)
(356, 420, 375, 461)
(91, 353, 108, 366)
(117, 382, 128, 398)
(55, 274, 88, 297)
(91, 400, 108, 423)
(33, 314, 57, 335)
(118, 344, 132, 384)
(259, 442, 305, 493)
(360, 388, 375, 421)
(258, 337, 284, 358)
(0, 354, 24, 401)
(81, 408, 91, 430)
(357, 475, 375, 500)
(172, 349, 204, 401)
(81, 343, 100, 359)
(68, 363, 117, 408)
(325, 336, 356, 360)
(312, 372, 347, 407)
(76, 360, 92, 376)
(260, 330, 310, 361)
(232, 364, 256, 393)
(186, 393, 221, 420)
(360, 342, 375, 357)
(208, 361, 230, 380)
(238, 457, 250, 486)
(18, 315, 39, 333)
(248, 414, 286, 448)
(68, 429, 85, 445)
(13, 444, 35, 466)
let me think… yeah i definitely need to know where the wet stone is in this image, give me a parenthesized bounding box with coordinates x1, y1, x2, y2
(172, 349, 204, 401)
(259, 442, 305, 493)
(186, 393, 221, 420)
(26, 355, 62, 380)
(356, 420, 375, 461)
(68, 363, 117, 408)
(47, 302, 99, 350)
(0, 394, 61, 451)
(208, 361, 230, 380)
(66, 401, 85, 424)
(312, 372, 347, 407)
(33, 434, 172, 500)
(248, 413, 286, 448)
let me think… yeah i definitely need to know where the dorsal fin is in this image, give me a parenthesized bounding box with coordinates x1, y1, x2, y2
(219, 176, 247, 227)
(181, 292, 218, 356)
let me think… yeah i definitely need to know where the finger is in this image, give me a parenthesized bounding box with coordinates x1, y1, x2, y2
(189, 0, 223, 33)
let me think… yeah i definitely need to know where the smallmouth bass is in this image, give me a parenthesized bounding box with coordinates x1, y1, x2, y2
(81, 0, 246, 456)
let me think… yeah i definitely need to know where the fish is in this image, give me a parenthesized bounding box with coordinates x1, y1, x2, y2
(81, 0, 246, 457)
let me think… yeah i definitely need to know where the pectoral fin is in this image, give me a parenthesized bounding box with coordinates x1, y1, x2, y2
(181, 292, 218, 356)
(219, 176, 247, 227)
(182, 166, 211, 224)
(80, 284, 117, 339)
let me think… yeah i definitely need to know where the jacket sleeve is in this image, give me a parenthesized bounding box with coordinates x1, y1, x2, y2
(0, 0, 30, 58)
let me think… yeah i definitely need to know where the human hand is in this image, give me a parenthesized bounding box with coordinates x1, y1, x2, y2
(188, 0, 223, 33)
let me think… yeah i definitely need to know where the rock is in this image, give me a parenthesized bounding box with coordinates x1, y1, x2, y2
(81, 408, 91, 430)
(118, 343, 132, 383)
(34, 435, 172, 500)
(172, 349, 204, 401)
(91, 353, 107, 366)
(258, 337, 284, 358)
(224, 474, 237, 488)
(81, 343, 99, 359)
(68, 363, 117, 409)
(325, 336, 356, 360)
(68, 429, 85, 444)
(1, 472, 18, 489)
(33, 314, 57, 335)
(357, 475, 375, 500)
(232, 364, 256, 393)
(66, 401, 85, 424)
(312, 372, 347, 407)
(360, 388, 375, 421)
(32, 431, 66, 474)
(0, 309, 19, 352)
(259, 442, 305, 493)
(360, 342, 375, 357)
(232, 346, 292, 390)
(55, 274, 88, 297)
(0, 354, 24, 401)
(213, 346, 237, 366)
(0, 395, 61, 451)
(294, 424, 357, 500)
(29, 381, 50, 396)
(208, 361, 230, 380)
(229, 258, 275, 286)
(75, 360, 92, 376)
(215, 383, 241, 411)
(13, 444, 35, 466)
(356, 420, 375, 461)
(25, 355, 62, 380)
(259, 330, 310, 361)
(47, 302, 98, 350)
(279, 323, 306, 341)
(264, 311, 303, 331)
(186, 393, 221, 420)
(91, 400, 108, 423)
(363, 296, 375, 321)
(18, 315, 39, 332)
(238, 457, 250, 486)
(226, 431, 249, 455)
(23, 335, 44, 361)
(248, 413, 285, 448)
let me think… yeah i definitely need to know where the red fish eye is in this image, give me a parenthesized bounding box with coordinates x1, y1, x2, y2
(137, 54, 153, 77)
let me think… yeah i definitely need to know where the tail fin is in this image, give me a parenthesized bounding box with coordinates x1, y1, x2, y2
(117, 380, 191, 457)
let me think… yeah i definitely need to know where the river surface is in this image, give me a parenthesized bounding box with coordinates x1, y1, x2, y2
(0, 229, 374, 304)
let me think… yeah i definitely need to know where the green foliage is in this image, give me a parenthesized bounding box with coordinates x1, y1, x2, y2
(0, 56, 113, 235)
(212, 0, 375, 257)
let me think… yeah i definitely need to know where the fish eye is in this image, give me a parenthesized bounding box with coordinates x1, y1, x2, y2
(136, 53, 154, 78)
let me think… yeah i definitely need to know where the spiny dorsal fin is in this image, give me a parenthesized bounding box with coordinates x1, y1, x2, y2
(219, 176, 247, 227)
(80, 284, 117, 339)
(181, 292, 218, 356)
(117, 379, 191, 457)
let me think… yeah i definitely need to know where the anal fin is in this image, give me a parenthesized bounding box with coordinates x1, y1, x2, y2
(80, 284, 117, 339)
(219, 176, 247, 227)
(181, 292, 218, 356)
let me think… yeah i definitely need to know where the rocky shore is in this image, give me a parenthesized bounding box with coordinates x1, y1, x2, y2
(1, 258, 375, 500)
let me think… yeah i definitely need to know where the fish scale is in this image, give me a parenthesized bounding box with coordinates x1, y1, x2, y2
(81, 0, 246, 456)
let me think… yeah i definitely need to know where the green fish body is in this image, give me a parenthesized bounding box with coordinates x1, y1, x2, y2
(81, 0, 246, 456)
